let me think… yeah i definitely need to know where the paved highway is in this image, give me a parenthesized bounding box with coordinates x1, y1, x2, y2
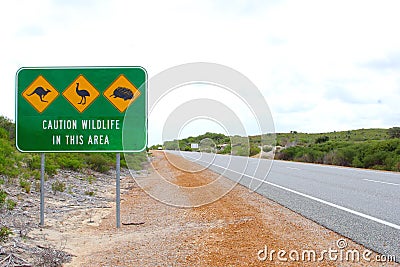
(168, 151, 400, 262)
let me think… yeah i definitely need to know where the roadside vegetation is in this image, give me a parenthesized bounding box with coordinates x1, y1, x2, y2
(158, 127, 400, 172)
(0, 115, 147, 200)
(274, 129, 400, 171)
(0, 115, 148, 264)
(158, 132, 262, 157)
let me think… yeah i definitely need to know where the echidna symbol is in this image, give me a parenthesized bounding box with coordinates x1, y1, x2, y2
(110, 87, 134, 101)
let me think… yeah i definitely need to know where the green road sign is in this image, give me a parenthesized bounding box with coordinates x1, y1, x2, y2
(16, 67, 147, 152)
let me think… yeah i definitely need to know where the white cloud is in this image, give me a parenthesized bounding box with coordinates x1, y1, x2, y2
(149, 84, 259, 144)
(1, 0, 400, 144)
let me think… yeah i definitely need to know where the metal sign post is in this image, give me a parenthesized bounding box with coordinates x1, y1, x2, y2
(116, 153, 121, 228)
(40, 153, 45, 226)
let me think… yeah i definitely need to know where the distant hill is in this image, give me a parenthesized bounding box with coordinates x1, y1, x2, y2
(161, 127, 400, 172)
(273, 128, 389, 146)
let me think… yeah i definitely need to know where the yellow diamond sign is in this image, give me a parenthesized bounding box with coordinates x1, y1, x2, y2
(62, 75, 100, 113)
(22, 75, 59, 113)
(104, 74, 141, 112)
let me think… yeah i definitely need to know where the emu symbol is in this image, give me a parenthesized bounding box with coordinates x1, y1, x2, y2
(75, 83, 90, 105)
(27, 87, 51, 103)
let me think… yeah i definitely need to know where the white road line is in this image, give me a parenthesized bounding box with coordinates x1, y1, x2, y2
(275, 159, 400, 176)
(363, 179, 400, 186)
(179, 153, 400, 231)
(286, 167, 301, 170)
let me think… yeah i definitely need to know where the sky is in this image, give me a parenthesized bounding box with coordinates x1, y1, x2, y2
(1, 0, 400, 145)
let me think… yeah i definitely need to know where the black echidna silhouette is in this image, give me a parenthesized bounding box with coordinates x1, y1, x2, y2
(27, 87, 51, 103)
(110, 87, 134, 101)
(75, 82, 90, 105)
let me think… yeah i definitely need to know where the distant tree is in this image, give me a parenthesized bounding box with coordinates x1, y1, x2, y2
(0, 116, 14, 140)
(388, 127, 400, 139)
(249, 144, 261, 156)
(219, 144, 231, 154)
(164, 140, 179, 150)
(149, 144, 163, 150)
(315, 136, 329, 144)
(0, 116, 13, 130)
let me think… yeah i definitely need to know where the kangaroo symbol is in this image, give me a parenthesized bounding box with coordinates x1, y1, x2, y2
(27, 87, 51, 102)
(75, 82, 90, 105)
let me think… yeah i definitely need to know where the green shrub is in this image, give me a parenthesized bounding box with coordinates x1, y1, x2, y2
(183, 146, 192, 151)
(0, 116, 14, 140)
(85, 154, 111, 173)
(0, 128, 8, 139)
(26, 154, 40, 170)
(123, 152, 147, 170)
(232, 145, 249, 156)
(363, 151, 387, 169)
(85, 175, 96, 184)
(34, 181, 40, 192)
(0, 189, 7, 207)
(396, 161, 400, 172)
(31, 170, 41, 180)
(388, 127, 400, 139)
(67, 185, 74, 195)
(352, 156, 364, 168)
(84, 191, 95, 197)
(57, 154, 85, 171)
(164, 140, 179, 150)
(27, 154, 58, 176)
(315, 136, 329, 144)
(328, 148, 356, 167)
(19, 178, 31, 194)
(249, 144, 261, 156)
(219, 145, 231, 154)
(52, 180, 66, 194)
(6, 199, 16, 210)
(262, 146, 273, 152)
(0, 226, 13, 243)
(0, 138, 18, 178)
(275, 146, 301, 160)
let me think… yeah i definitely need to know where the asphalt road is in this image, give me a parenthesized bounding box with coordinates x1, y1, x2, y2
(168, 150, 400, 262)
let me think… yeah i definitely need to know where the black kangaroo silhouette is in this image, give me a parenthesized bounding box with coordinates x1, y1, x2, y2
(27, 87, 51, 103)
(75, 83, 90, 105)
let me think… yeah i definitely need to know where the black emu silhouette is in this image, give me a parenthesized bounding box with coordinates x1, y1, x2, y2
(75, 83, 90, 105)
(27, 87, 51, 102)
